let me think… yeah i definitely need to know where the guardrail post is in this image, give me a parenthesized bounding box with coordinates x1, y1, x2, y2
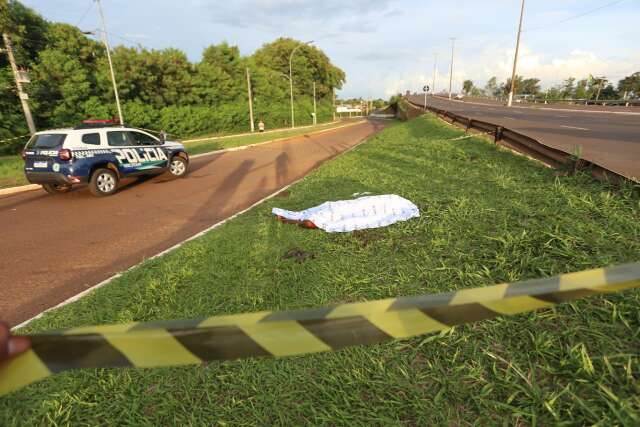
(467, 119, 473, 133)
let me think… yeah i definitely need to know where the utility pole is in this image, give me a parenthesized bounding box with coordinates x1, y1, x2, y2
(595, 77, 605, 102)
(332, 87, 336, 122)
(95, 0, 124, 124)
(289, 40, 314, 128)
(2, 33, 36, 135)
(246, 67, 255, 132)
(432, 53, 438, 96)
(312, 81, 317, 125)
(448, 38, 455, 100)
(508, 0, 525, 107)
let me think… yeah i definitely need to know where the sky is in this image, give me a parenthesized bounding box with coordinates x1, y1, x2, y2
(22, 0, 640, 99)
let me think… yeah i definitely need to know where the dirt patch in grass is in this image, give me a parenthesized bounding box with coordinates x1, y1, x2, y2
(282, 248, 315, 263)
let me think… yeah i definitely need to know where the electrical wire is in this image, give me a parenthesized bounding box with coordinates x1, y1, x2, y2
(523, 0, 627, 32)
(75, 1, 95, 27)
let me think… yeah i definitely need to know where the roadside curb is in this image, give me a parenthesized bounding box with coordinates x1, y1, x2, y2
(0, 121, 367, 198)
(0, 184, 41, 197)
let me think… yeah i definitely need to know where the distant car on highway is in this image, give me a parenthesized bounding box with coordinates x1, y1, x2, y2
(454, 93, 465, 100)
(22, 120, 189, 196)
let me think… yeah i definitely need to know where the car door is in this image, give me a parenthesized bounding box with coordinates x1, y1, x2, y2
(127, 131, 169, 172)
(106, 130, 138, 176)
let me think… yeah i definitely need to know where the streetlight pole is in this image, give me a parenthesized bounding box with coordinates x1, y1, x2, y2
(332, 87, 336, 122)
(246, 67, 254, 132)
(508, 0, 525, 107)
(95, 0, 124, 124)
(448, 38, 455, 100)
(289, 40, 313, 128)
(312, 81, 317, 125)
(432, 53, 438, 96)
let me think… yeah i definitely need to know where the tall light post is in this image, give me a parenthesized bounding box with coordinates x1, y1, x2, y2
(432, 53, 438, 96)
(312, 81, 317, 125)
(95, 0, 123, 124)
(508, 0, 526, 107)
(289, 40, 313, 128)
(448, 38, 456, 100)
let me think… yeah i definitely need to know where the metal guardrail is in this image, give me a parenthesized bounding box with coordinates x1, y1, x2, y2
(403, 98, 630, 184)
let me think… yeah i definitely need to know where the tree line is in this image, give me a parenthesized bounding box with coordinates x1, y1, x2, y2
(462, 72, 640, 101)
(0, 1, 345, 153)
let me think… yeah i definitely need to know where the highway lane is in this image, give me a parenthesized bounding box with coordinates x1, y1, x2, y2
(0, 119, 388, 326)
(408, 95, 640, 181)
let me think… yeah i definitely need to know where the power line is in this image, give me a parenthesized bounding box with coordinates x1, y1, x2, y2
(75, 1, 95, 27)
(523, 0, 627, 32)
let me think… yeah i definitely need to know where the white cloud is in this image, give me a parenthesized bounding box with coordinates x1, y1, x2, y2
(379, 46, 639, 97)
(206, 0, 399, 33)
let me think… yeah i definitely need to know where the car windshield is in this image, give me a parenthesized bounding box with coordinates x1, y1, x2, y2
(26, 133, 67, 149)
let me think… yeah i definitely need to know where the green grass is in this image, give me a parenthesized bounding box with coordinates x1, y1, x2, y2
(2, 114, 639, 425)
(0, 155, 28, 188)
(0, 120, 354, 189)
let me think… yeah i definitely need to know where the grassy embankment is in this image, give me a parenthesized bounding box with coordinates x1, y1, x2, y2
(0, 120, 354, 189)
(2, 114, 639, 425)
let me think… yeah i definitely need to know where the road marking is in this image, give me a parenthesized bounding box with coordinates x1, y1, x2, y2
(560, 125, 589, 131)
(556, 115, 569, 118)
(502, 116, 514, 120)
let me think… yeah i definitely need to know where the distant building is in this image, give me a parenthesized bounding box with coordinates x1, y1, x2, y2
(336, 105, 362, 113)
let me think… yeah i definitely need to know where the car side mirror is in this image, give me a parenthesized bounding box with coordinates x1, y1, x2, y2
(159, 131, 167, 143)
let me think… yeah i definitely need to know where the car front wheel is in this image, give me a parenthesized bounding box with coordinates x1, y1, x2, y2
(168, 156, 188, 178)
(42, 183, 72, 195)
(90, 168, 118, 197)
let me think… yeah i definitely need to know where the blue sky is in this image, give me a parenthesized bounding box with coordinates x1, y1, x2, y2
(23, 0, 640, 98)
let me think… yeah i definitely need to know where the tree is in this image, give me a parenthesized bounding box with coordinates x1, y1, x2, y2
(485, 76, 500, 97)
(588, 75, 608, 101)
(193, 42, 245, 106)
(502, 75, 540, 96)
(462, 79, 474, 95)
(617, 72, 639, 98)
(560, 77, 575, 99)
(574, 79, 590, 99)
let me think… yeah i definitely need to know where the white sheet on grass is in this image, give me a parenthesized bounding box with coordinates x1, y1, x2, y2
(272, 194, 420, 233)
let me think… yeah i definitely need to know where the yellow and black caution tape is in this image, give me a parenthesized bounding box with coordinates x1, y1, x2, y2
(1, 262, 639, 396)
(0, 133, 31, 146)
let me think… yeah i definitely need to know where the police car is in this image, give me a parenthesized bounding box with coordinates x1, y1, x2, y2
(22, 120, 189, 196)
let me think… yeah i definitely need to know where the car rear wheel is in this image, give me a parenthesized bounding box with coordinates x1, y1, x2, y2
(90, 168, 118, 197)
(168, 156, 188, 178)
(42, 183, 72, 195)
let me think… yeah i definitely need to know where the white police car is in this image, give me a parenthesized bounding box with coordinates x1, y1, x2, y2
(22, 120, 189, 196)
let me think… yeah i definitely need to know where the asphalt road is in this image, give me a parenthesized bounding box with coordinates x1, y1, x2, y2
(408, 95, 640, 180)
(0, 119, 387, 327)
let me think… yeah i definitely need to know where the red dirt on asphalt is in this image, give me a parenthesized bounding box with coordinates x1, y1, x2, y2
(0, 119, 388, 326)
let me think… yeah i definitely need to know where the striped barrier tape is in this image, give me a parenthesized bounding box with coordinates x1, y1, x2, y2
(1, 262, 639, 396)
(0, 133, 31, 146)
